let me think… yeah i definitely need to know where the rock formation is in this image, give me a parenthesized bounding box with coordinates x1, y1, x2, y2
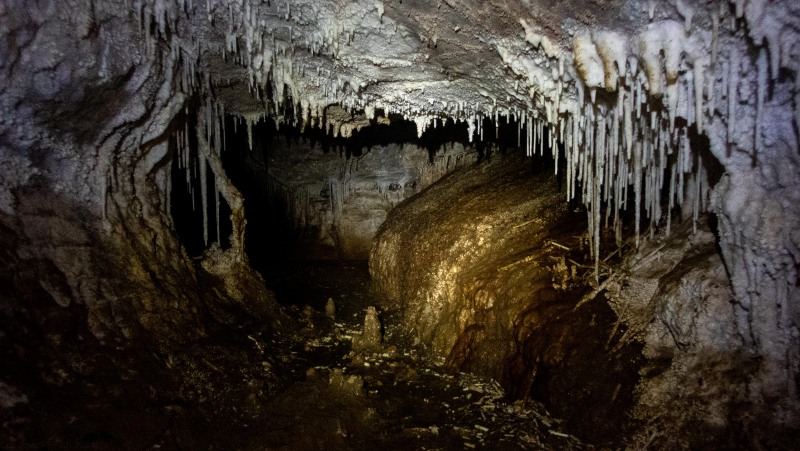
(0, 0, 798, 447)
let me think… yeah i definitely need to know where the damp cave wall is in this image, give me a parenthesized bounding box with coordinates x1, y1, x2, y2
(0, 0, 203, 344)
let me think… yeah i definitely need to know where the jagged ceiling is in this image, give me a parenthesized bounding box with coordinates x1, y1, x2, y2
(144, 0, 798, 262)
(3, 0, 798, 267)
(162, 0, 798, 129)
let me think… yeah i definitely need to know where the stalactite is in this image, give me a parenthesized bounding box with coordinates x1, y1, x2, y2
(727, 50, 739, 150)
(183, 117, 191, 189)
(694, 63, 705, 134)
(189, 104, 248, 260)
(165, 165, 171, 214)
(667, 164, 676, 234)
(755, 47, 767, 159)
(593, 113, 603, 283)
(215, 181, 221, 244)
(633, 139, 642, 247)
(139, 0, 765, 290)
(199, 152, 208, 246)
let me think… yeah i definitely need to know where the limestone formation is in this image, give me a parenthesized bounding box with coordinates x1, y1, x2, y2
(229, 130, 477, 260)
(0, 0, 798, 447)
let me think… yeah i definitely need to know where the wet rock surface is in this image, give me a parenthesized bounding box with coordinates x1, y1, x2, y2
(606, 217, 800, 449)
(371, 152, 572, 360)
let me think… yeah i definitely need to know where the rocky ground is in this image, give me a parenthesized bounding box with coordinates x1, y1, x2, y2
(1, 257, 585, 449)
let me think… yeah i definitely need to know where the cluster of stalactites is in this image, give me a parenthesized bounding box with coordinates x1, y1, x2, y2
(172, 98, 228, 249)
(486, 4, 782, 275)
(144, 0, 784, 272)
(536, 3, 783, 273)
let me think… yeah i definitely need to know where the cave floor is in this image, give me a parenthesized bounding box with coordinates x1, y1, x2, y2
(2, 261, 586, 450)
(252, 260, 586, 450)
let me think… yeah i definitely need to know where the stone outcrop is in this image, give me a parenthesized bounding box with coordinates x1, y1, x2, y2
(371, 153, 572, 364)
(603, 216, 799, 448)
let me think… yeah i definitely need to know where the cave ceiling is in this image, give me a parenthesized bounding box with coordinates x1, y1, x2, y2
(177, 0, 711, 125)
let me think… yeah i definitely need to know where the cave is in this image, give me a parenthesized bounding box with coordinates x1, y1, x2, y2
(1, 0, 799, 448)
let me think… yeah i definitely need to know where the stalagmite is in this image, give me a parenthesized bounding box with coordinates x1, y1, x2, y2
(352, 306, 382, 351)
(325, 298, 336, 319)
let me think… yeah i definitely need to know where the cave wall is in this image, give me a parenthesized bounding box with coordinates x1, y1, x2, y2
(369, 153, 646, 444)
(0, 3, 287, 443)
(0, 0, 195, 342)
(370, 153, 570, 359)
(0, 0, 280, 346)
(707, 75, 800, 410)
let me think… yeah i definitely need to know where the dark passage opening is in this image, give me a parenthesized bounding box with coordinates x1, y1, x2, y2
(219, 111, 559, 281)
(170, 108, 233, 257)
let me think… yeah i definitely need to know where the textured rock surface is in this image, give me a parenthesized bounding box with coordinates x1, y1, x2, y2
(369, 154, 795, 444)
(602, 217, 799, 448)
(0, 1, 287, 446)
(371, 153, 571, 360)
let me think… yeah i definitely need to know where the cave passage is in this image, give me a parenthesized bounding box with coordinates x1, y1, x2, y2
(214, 111, 562, 271)
(162, 101, 655, 448)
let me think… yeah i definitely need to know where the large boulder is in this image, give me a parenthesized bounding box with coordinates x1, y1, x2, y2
(370, 153, 574, 374)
